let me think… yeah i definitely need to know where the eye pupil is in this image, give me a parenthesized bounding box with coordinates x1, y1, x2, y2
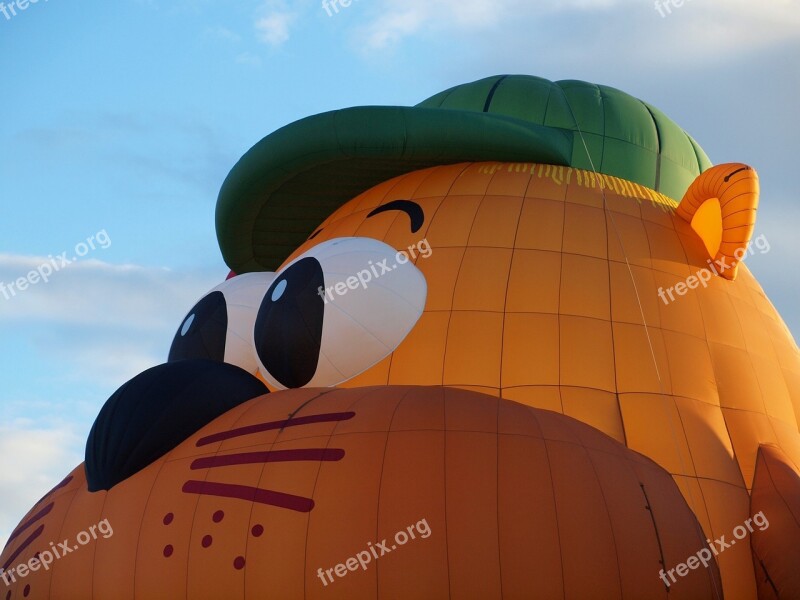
(168, 291, 228, 364)
(255, 258, 324, 388)
(271, 279, 288, 302)
(181, 314, 196, 337)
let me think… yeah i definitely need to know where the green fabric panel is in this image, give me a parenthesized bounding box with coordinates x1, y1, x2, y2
(543, 84, 579, 130)
(217, 75, 716, 272)
(600, 137, 658, 191)
(598, 86, 659, 152)
(418, 89, 451, 108)
(659, 155, 700, 201)
(333, 106, 409, 155)
(216, 111, 344, 271)
(485, 76, 553, 124)
(432, 75, 503, 110)
(643, 102, 699, 173)
(216, 106, 572, 272)
(688, 134, 713, 172)
(556, 81, 605, 136)
(569, 131, 604, 172)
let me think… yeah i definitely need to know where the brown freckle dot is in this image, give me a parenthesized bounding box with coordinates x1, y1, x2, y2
(163, 544, 174, 558)
(233, 556, 245, 570)
(23, 585, 30, 597)
(212, 510, 224, 523)
(202, 535, 213, 548)
(163, 513, 174, 525)
(251, 525, 264, 537)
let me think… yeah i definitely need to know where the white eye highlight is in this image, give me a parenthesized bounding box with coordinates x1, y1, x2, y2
(180, 313, 196, 337)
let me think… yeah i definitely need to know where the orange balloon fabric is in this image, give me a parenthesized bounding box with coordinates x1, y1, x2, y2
(3, 162, 799, 600)
(675, 163, 760, 280)
(284, 162, 800, 598)
(749, 444, 800, 599)
(0, 387, 719, 599)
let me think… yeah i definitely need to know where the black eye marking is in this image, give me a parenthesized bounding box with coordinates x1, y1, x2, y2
(308, 228, 323, 240)
(366, 199, 424, 233)
(254, 257, 325, 388)
(168, 291, 227, 363)
(724, 166, 751, 182)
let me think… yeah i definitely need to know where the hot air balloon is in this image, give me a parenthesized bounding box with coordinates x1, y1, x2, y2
(2, 75, 798, 599)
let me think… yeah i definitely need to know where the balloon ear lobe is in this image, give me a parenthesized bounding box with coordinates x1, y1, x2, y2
(676, 163, 759, 280)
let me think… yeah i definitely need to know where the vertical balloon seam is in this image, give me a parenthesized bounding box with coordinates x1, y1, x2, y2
(561, 87, 725, 600)
(496, 165, 528, 406)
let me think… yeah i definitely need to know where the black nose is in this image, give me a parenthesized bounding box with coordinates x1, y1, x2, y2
(85, 359, 268, 492)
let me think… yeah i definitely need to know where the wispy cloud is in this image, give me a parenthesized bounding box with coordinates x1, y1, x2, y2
(355, 0, 613, 51)
(354, 0, 800, 60)
(0, 256, 223, 382)
(0, 257, 225, 545)
(0, 420, 84, 548)
(12, 110, 232, 194)
(361, 10, 426, 50)
(0, 256, 215, 326)
(256, 10, 296, 46)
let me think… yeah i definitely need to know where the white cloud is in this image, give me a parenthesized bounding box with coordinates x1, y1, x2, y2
(645, 0, 800, 60)
(355, 0, 613, 51)
(354, 0, 800, 60)
(0, 255, 223, 385)
(0, 421, 84, 548)
(0, 257, 226, 545)
(256, 11, 296, 46)
(0, 256, 217, 327)
(361, 10, 426, 50)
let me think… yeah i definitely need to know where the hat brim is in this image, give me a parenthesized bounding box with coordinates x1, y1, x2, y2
(215, 106, 572, 273)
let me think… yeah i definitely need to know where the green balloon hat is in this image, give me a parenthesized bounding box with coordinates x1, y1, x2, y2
(216, 74, 712, 273)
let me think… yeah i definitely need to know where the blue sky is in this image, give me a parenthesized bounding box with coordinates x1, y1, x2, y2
(1, 0, 799, 544)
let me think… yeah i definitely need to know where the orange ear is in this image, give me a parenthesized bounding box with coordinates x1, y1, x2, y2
(676, 163, 759, 280)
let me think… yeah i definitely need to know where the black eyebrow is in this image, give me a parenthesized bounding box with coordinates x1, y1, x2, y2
(366, 200, 424, 233)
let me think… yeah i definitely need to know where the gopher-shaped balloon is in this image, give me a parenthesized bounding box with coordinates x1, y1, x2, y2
(3, 75, 799, 599)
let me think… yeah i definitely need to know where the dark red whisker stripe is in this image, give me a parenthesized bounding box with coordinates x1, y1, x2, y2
(35, 475, 73, 507)
(196, 412, 355, 447)
(191, 448, 344, 470)
(3, 525, 44, 570)
(3, 503, 53, 550)
(182, 481, 315, 513)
